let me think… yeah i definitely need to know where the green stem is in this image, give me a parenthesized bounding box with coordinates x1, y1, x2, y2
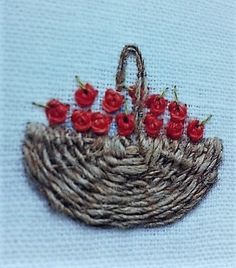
(160, 87, 168, 97)
(75, 75, 85, 89)
(201, 114, 212, 125)
(124, 97, 129, 114)
(173, 85, 178, 102)
(32, 102, 47, 109)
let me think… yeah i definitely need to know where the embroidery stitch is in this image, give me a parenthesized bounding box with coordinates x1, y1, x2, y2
(23, 45, 223, 228)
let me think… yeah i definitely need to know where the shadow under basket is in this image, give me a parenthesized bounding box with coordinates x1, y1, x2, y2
(23, 45, 223, 228)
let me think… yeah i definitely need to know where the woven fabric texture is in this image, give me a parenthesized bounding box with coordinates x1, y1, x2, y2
(0, 0, 235, 267)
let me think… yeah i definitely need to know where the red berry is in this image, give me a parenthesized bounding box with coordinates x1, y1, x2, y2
(144, 113, 163, 138)
(146, 94, 168, 116)
(168, 101, 187, 122)
(102, 89, 124, 113)
(187, 119, 204, 142)
(166, 120, 184, 140)
(75, 83, 98, 107)
(116, 113, 135, 137)
(71, 110, 92, 133)
(91, 112, 113, 135)
(45, 99, 69, 125)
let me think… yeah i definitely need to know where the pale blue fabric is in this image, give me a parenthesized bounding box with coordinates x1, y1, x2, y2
(0, 0, 235, 267)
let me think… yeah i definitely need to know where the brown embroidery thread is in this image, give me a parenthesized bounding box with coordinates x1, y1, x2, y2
(23, 45, 223, 228)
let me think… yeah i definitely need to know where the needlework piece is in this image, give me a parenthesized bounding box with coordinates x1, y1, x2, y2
(23, 45, 223, 228)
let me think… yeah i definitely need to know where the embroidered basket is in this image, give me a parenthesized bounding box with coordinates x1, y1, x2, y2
(23, 45, 223, 228)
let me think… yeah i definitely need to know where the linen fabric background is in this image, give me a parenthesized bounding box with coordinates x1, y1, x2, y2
(0, 0, 235, 267)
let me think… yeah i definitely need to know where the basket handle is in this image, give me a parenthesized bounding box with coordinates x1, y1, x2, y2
(116, 44, 147, 135)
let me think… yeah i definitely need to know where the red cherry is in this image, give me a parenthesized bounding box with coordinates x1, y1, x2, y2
(45, 99, 69, 125)
(168, 101, 187, 122)
(144, 113, 163, 138)
(74, 76, 98, 107)
(91, 112, 113, 135)
(168, 86, 187, 122)
(102, 89, 124, 113)
(71, 110, 92, 133)
(187, 115, 212, 142)
(116, 113, 135, 137)
(166, 120, 184, 140)
(146, 94, 168, 116)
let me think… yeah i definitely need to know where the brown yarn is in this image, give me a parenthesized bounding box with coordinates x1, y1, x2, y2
(116, 44, 147, 139)
(22, 45, 223, 228)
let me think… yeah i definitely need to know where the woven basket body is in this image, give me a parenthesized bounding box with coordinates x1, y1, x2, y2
(23, 45, 223, 228)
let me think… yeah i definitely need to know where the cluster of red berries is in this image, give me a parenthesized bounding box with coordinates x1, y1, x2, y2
(143, 87, 211, 142)
(34, 77, 211, 142)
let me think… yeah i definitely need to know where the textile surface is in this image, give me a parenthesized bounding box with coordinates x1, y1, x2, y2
(0, 0, 235, 267)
